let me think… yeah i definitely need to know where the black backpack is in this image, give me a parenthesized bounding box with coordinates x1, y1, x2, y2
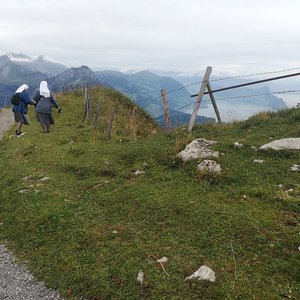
(11, 93, 22, 106)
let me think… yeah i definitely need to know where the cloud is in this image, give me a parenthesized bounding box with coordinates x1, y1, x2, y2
(0, 0, 300, 74)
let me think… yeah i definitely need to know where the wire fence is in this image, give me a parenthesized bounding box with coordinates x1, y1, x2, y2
(155, 88, 300, 120)
(142, 66, 300, 110)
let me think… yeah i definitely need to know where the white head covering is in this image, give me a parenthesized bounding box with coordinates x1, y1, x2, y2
(15, 84, 29, 94)
(40, 81, 50, 97)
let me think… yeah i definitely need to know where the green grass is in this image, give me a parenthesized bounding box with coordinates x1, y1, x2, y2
(0, 88, 299, 299)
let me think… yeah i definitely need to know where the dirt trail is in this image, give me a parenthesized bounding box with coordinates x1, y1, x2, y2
(0, 109, 14, 140)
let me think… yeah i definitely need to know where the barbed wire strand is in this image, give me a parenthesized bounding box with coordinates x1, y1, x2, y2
(156, 88, 300, 119)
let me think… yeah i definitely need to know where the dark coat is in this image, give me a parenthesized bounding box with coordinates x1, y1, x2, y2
(12, 91, 32, 114)
(33, 89, 59, 114)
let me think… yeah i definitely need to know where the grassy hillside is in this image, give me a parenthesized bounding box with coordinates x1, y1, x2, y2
(0, 88, 299, 299)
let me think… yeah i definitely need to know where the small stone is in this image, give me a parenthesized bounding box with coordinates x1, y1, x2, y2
(39, 177, 50, 182)
(287, 189, 294, 192)
(298, 246, 300, 252)
(156, 257, 168, 263)
(197, 160, 221, 173)
(185, 265, 216, 282)
(290, 164, 299, 171)
(137, 270, 144, 284)
(68, 140, 74, 144)
(112, 230, 118, 234)
(143, 162, 148, 166)
(134, 170, 145, 175)
(253, 159, 264, 164)
(19, 190, 27, 194)
(251, 146, 257, 150)
(278, 184, 283, 189)
(234, 142, 244, 148)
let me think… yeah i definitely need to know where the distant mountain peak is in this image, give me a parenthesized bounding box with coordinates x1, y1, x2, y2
(7, 52, 31, 62)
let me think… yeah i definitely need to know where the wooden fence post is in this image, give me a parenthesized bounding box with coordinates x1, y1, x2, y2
(207, 82, 222, 124)
(83, 87, 89, 122)
(161, 89, 171, 132)
(188, 66, 212, 131)
(131, 106, 138, 141)
(107, 107, 116, 140)
(94, 97, 102, 128)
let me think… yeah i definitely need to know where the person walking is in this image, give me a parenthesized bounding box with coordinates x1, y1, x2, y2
(12, 84, 36, 136)
(33, 81, 61, 133)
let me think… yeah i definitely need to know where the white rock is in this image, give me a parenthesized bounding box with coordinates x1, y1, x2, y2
(260, 138, 300, 150)
(134, 170, 145, 175)
(143, 162, 148, 166)
(112, 230, 118, 234)
(137, 270, 144, 284)
(197, 160, 221, 173)
(19, 190, 27, 194)
(39, 177, 50, 182)
(68, 140, 74, 144)
(278, 184, 283, 189)
(177, 138, 219, 162)
(234, 142, 244, 148)
(156, 257, 168, 263)
(253, 159, 264, 164)
(251, 146, 257, 150)
(290, 164, 299, 171)
(185, 265, 216, 282)
(298, 246, 300, 252)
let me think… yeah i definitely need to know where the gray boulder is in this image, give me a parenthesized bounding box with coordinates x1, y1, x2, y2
(177, 138, 219, 162)
(260, 138, 300, 150)
(197, 160, 221, 173)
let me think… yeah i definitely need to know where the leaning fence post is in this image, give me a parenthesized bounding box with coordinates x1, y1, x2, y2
(107, 107, 116, 140)
(131, 106, 138, 141)
(207, 82, 222, 124)
(161, 89, 172, 132)
(188, 66, 212, 131)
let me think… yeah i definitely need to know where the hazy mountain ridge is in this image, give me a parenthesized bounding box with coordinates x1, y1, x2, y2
(0, 53, 288, 125)
(48, 65, 98, 90)
(95, 70, 192, 112)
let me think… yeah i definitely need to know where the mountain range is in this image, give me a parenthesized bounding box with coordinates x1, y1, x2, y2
(0, 53, 288, 126)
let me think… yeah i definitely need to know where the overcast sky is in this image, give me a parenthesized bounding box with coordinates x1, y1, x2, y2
(1, 0, 300, 75)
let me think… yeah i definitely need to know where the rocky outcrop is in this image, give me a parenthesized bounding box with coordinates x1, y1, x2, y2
(177, 138, 219, 162)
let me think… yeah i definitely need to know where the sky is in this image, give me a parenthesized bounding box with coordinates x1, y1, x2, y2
(1, 0, 300, 76)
